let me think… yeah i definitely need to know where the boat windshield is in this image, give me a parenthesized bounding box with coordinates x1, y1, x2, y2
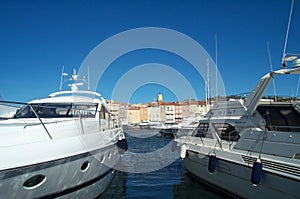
(257, 104, 300, 132)
(14, 103, 98, 118)
(212, 123, 240, 141)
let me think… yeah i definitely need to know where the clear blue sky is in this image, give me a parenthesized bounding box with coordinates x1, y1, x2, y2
(0, 0, 299, 103)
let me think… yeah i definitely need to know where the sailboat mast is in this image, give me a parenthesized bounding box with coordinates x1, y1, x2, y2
(267, 42, 277, 102)
(207, 58, 211, 105)
(88, 65, 90, 90)
(59, 65, 65, 91)
(282, 0, 294, 67)
(215, 35, 218, 103)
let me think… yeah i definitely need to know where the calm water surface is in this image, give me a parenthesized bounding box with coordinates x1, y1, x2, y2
(99, 129, 233, 199)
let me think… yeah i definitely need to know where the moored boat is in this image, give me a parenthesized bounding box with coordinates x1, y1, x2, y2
(0, 69, 127, 198)
(138, 121, 149, 129)
(159, 123, 180, 138)
(175, 58, 300, 198)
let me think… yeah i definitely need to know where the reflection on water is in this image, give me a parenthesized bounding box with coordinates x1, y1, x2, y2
(99, 129, 233, 199)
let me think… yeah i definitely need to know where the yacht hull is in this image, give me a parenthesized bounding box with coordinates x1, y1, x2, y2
(183, 150, 300, 199)
(159, 128, 178, 138)
(0, 144, 119, 198)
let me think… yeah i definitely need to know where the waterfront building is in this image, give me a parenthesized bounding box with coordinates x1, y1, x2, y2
(160, 102, 176, 123)
(107, 92, 210, 125)
(180, 99, 209, 118)
(107, 100, 129, 126)
(175, 102, 182, 123)
(199, 100, 210, 116)
(118, 102, 129, 125)
(107, 100, 119, 126)
(127, 105, 140, 125)
(180, 101, 190, 119)
(148, 102, 162, 123)
(140, 104, 148, 122)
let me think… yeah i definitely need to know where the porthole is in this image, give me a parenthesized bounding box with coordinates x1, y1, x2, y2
(108, 151, 112, 159)
(100, 155, 105, 163)
(23, 174, 46, 189)
(81, 161, 90, 172)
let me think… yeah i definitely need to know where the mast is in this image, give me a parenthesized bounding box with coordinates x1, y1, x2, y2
(205, 78, 208, 109)
(59, 65, 64, 91)
(88, 65, 90, 90)
(215, 34, 218, 103)
(267, 42, 277, 102)
(296, 76, 300, 99)
(282, 0, 294, 68)
(207, 58, 211, 106)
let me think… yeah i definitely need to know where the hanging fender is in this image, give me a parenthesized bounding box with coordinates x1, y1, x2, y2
(208, 153, 217, 174)
(180, 144, 187, 159)
(251, 158, 263, 186)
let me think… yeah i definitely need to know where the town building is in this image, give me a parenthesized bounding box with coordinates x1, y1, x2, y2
(175, 102, 182, 123)
(160, 102, 176, 123)
(107, 100, 129, 126)
(140, 104, 148, 122)
(127, 105, 140, 125)
(108, 93, 211, 125)
(148, 102, 162, 123)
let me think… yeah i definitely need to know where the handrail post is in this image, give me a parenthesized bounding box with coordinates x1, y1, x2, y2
(29, 105, 53, 140)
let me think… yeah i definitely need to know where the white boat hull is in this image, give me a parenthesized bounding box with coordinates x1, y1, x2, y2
(0, 144, 119, 198)
(183, 150, 300, 199)
(0, 121, 123, 198)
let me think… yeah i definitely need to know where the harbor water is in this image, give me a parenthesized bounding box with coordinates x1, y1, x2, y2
(99, 129, 233, 199)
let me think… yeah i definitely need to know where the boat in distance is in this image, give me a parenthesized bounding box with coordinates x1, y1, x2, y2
(0, 69, 127, 198)
(175, 57, 300, 198)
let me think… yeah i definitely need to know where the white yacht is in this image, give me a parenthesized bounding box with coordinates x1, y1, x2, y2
(138, 121, 149, 129)
(0, 69, 127, 198)
(159, 123, 180, 138)
(174, 115, 203, 138)
(159, 116, 201, 138)
(175, 58, 300, 198)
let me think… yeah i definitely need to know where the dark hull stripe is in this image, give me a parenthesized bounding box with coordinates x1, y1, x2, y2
(0, 143, 116, 180)
(36, 168, 113, 199)
(187, 150, 300, 182)
(185, 150, 300, 198)
(185, 169, 243, 199)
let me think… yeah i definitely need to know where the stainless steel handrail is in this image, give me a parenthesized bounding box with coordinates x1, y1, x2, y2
(0, 100, 120, 139)
(0, 101, 53, 139)
(23, 119, 75, 128)
(28, 104, 53, 139)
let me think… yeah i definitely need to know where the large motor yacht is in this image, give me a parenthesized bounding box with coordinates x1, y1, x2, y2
(175, 58, 300, 198)
(0, 69, 127, 198)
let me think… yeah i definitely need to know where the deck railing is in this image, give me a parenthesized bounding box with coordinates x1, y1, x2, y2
(0, 100, 120, 140)
(0, 101, 53, 139)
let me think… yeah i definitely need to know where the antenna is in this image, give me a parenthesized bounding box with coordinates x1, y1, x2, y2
(267, 42, 277, 102)
(205, 78, 208, 108)
(88, 65, 90, 90)
(215, 34, 218, 103)
(59, 65, 64, 91)
(296, 76, 300, 99)
(207, 59, 211, 106)
(282, 0, 294, 68)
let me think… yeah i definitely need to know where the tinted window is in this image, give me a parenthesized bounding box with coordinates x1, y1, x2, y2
(14, 103, 97, 118)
